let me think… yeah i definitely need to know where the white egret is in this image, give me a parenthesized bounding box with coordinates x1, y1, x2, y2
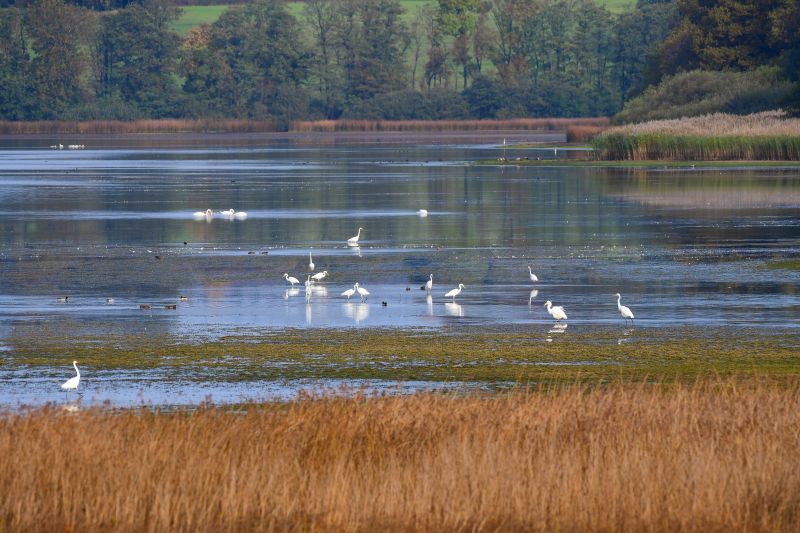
(615, 293, 635, 324)
(341, 284, 357, 300)
(425, 274, 433, 292)
(444, 283, 465, 301)
(528, 265, 539, 283)
(61, 361, 81, 394)
(347, 227, 364, 246)
(305, 276, 312, 302)
(309, 252, 315, 271)
(417, 209, 428, 217)
(355, 282, 370, 302)
(311, 270, 328, 281)
(544, 300, 567, 321)
(283, 273, 300, 286)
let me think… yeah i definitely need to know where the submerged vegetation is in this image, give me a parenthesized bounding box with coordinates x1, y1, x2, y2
(7, 327, 800, 384)
(593, 111, 800, 161)
(3, 379, 800, 531)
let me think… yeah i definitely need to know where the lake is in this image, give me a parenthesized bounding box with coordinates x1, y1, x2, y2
(1, 132, 798, 407)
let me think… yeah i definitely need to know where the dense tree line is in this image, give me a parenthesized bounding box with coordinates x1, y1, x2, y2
(0, 0, 795, 124)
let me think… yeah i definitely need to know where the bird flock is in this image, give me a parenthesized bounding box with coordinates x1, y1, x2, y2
(58, 225, 637, 396)
(193, 208, 248, 220)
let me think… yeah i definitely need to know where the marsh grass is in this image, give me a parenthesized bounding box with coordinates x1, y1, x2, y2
(0, 119, 280, 135)
(594, 111, 800, 161)
(2, 379, 799, 531)
(290, 117, 609, 132)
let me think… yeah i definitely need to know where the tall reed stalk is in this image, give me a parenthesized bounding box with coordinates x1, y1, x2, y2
(594, 111, 800, 161)
(2, 380, 799, 531)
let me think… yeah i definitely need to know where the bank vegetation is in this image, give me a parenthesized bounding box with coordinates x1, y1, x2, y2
(2, 379, 799, 531)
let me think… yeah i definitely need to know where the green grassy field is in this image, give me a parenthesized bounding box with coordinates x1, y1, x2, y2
(174, 0, 635, 36)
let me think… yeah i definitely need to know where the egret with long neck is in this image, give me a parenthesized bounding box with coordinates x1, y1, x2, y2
(615, 293, 635, 325)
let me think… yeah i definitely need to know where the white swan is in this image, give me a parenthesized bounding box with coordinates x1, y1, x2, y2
(417, 209, 428, 217)
(311, 270, 328, 281)
(528, 265, 539, 283)
(544, 300, 567, 321)
(355, 282, 370, 302)
(61, 361, 81, 393)
(193, 209, 213, 218)
(220, 209, 235, 216)
(444, 283, 465, 300)
(283, 273, 300, 286)
(347, 227, 363, 246)
(615, 293, 635, 324)
(234, 211, 247, 219)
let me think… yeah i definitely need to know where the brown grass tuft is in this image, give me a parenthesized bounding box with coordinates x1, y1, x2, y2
(290, 117, 610, 133)
(565, 124, 608, 142)
(2, 379, 800, 531)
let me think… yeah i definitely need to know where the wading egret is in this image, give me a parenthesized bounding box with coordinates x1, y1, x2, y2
(529, 289, 538, 305)
(528, 265, 539, 283)
(425, 274, 433, 292)
(305, 276, 312, 301)
(347, 227, 364, 246)
(341, 284, 357, 300)
(355, 282, 370, 302)
(311, 270, 328, 281)
(544, 300, 567, 321)
(283, 273, 300, 286)
(309, 252, 315, 271)
(61, 361, 80, 394)
(445, 283, 465, 301)
(615, 293, 635, 324)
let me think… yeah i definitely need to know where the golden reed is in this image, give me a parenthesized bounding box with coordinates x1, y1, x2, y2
(2, 379, 799, 532)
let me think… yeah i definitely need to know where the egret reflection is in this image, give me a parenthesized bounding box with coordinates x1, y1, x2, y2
(426, 293, 433, 315)
(528, 289, 539, 305)
(445, 302, 464, 317)
(343, 302, 369, 324)
(284, 288, 300, 300)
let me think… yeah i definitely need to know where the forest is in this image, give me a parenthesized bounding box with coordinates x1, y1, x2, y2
(0, 0, 797, 125)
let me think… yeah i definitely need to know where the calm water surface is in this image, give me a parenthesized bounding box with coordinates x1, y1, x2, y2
(1, 132, 798, 407)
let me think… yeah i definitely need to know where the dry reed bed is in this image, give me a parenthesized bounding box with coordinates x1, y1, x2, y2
(0, 119, 280, 135)
(594, 111, 800, 160)
(2, 380, 800, 532)
(290, 117, 610, 132)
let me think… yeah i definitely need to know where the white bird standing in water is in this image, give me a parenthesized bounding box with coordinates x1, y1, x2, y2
(61, 361, 81, 394)
(615, 293, 635, 324)
(444, 283, 465, 301)
(425, 274, 433, 292)
(347, 227, 363, 246)
(355, 282, 370, 302)
(312, 270, 328, 281)
(283, 273, 300, 286)
(544, 300, 567, 321)
(341, 284, 357, 300)
(305, 276, 312, 301)
(309, 252, 315, 271)
(528, 265, 539, 283)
